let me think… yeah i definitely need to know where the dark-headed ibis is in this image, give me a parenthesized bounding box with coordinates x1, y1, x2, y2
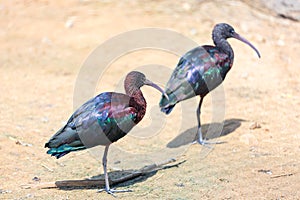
(45, 71, 167, 196)
(159, 23, 260, 146)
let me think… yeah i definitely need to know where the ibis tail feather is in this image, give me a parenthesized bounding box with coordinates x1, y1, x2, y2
(46, 144, 86, 159)
(159, 94, 176, 115)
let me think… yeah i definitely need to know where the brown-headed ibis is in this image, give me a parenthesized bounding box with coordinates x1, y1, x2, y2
(159, 23, 260, 146)
(45, 71, 167, 196)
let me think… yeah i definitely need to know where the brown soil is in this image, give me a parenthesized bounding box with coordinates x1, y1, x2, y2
(1, 0, 299, 199)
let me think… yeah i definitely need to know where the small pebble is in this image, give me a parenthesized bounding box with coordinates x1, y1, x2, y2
(15, 140, 33, 147)
(0, 189, 12, 194)
(32, 176, 41, 182)
(249, 122, 261, 130)
(114, 160, 121, 164)
(65, 16, 76, 28)
(175, 183, 184, 187)
(258, 169, 272, 175)
(219, 178, 229, 183)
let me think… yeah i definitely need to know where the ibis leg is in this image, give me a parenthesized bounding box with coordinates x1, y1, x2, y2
(98, 145, 132, 196)
(195, 97, 206, 145)
(193, 97, 223, 146)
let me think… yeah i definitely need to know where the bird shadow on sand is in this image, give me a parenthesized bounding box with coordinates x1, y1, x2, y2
(167, 118, 245, 148)
(54, 159, 185, 191)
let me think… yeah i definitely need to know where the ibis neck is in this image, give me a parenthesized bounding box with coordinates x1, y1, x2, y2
(125, 86, 146, 123)
(125, 86, 141, 97)
(213, 35, 234, 60)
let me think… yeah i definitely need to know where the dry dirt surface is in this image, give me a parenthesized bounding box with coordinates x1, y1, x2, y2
(1, 0, 300, 199)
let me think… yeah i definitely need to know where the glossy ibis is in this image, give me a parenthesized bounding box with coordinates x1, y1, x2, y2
(159, 23, 260, 146)
(45, 71, 167, 196)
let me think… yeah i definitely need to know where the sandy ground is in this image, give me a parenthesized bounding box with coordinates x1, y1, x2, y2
(0, 0, 300, 199)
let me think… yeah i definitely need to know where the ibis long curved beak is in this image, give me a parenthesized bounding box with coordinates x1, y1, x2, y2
(233, 32, 261, 58)
(144, 79, 169, 101)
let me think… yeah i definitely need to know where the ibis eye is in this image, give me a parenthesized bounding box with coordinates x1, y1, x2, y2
(230, 29, 235, 34)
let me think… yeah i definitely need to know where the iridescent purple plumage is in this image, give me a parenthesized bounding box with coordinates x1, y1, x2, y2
(45, 71, 166, 196)
(159, 23, 260, 146)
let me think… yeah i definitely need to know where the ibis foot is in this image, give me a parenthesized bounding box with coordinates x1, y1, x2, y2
(192, 138, 225, 148)
(98, 188, 132, 197)
(192, 127, 225, 147)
